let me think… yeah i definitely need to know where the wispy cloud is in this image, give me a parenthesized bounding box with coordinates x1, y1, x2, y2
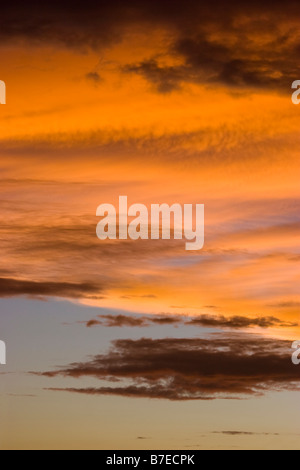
(212, 431, 280, 436)
(83, 313, 297, 330)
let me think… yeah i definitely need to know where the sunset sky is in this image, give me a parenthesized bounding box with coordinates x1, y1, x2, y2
(0, 0, 299, 450)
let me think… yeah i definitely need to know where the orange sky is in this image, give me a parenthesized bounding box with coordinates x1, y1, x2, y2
(1, 42, 299, 338)
(0, 0, 299, 450)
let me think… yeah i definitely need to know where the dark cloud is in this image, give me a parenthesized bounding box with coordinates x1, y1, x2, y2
(173, 29, 299, 91)
(0, 1, 128, 49)
(186, 315, 298, 329)
(40, 334, 300, 400)
(0, 277, 103, 300)
(124, 60, 186, 93)
(125, 27, 299, 93)
(86, 319, 102, 328)
(212, 431, 279, 436)
(0, 1, 298, 91)
(93, 315, 148, 328)
(85, 315, 181, 328)
(124, 4, 299, 93)
(85, 72, 102, 85)
(83, 313, 297, 330)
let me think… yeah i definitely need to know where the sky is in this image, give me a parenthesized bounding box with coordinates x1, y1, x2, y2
(0, 0, 299, 450)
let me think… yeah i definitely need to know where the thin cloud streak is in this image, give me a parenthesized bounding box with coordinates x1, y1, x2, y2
(0, 277, 104, 300)
(83, 313, 297, 330)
